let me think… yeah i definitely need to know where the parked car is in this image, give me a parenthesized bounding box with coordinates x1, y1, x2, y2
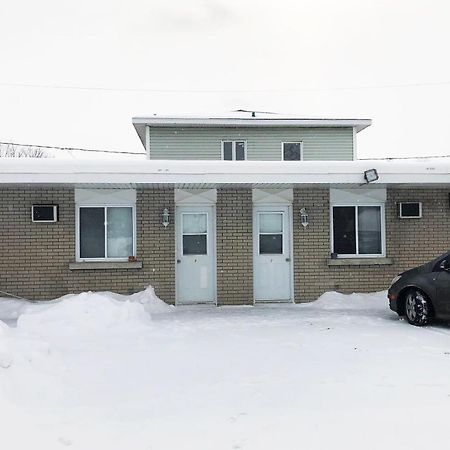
(388, 251, 450, 326)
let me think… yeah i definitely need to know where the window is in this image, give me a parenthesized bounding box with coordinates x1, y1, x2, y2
(332, 205, 384, 256)
(259, 212, 283, 254)
(282, 142, 302, 161)
(182, 213, 208, 255)
(222, 141, 246, 160)
(78, 206, 134, 260)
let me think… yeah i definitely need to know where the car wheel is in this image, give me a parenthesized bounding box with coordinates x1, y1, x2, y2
(404, 289, 431, 326)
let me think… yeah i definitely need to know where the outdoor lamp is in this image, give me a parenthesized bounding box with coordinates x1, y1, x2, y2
(162, 208, 170, 227)
(363, 168, 379, 183)
(300, 207, 309, 228)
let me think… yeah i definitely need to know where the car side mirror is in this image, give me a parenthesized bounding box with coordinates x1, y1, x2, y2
(440, 260, 450, 271)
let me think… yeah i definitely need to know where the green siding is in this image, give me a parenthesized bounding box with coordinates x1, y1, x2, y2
(148, 126, 354, 161)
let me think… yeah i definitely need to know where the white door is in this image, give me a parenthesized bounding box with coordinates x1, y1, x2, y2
(176, 206, 216, 304)
(254, 206, 292, 302)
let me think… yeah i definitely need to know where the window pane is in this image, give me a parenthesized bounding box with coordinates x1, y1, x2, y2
(223, 142, 232, 160)
(358, 206, 382, 254)
(260, 234, 283, 254)
(283, 143, 301, 161)
(260, 213, 283, 233)
(183, 214, 207, 233)
(183, 235, 207, 255)
(333, 207, 356, 254)
(107, 207, 133, 258)
(235, 141, 245, 160)
(79, 208, 105, 258)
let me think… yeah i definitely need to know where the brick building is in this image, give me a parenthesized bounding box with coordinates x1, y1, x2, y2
(0, 114, 448, 304)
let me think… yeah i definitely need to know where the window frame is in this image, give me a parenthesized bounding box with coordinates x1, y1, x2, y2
(76, 204, 136, 262)
(330, 203, 386, 258)
(181, 211, 210, 256)
(281, 142, 303, 161)
(221, 140, 247, 161)
(257, 211, 285, 255)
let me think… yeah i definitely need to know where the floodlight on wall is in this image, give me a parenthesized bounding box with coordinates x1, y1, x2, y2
(300, 207, 309, 228)
(162, 208, 170, 228)
(363, 168, 379, 184)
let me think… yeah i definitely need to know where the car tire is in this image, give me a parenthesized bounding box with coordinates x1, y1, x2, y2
(404, 289, 431, 326)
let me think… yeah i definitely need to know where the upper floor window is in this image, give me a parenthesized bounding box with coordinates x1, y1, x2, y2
(222, 141, 246, 160)
(282, 142, 302, 161)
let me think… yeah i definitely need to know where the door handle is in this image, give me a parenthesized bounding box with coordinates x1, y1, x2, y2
(177, 259, 181, 263)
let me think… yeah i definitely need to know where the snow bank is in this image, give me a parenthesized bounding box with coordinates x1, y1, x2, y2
(14, 286, 172, 336)
(309, 290, 387, 311)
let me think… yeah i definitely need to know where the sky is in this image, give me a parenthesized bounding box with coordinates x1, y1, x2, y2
(0, 0, 449, 159)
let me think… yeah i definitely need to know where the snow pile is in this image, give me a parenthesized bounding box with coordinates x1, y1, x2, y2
(0, 320, 13, 368)
(13, 286, 171, 336)
(310, 290, 387, 311)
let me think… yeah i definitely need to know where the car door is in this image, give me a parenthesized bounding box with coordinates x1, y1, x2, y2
(433, 257, 450, 316)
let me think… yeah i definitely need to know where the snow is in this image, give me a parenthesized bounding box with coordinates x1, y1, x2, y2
(1, 158, 450, 187)
(1, 289, 450, 449)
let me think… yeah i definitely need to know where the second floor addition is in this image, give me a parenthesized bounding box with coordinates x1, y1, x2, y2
(132, 115, 371, 161)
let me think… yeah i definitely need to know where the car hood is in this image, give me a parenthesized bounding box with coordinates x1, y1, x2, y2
(400, 261, 434, 278)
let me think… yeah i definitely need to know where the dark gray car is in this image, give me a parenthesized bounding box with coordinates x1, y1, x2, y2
(388, 251, 450, 326)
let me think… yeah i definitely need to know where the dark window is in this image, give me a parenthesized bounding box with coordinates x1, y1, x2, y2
(283, 142, 301, 161)
(223, 141, 233, 160)
(79, 206, 134, 259)
(333, 207, 356, 254)
(222, 141, 246, 160)
(79, 207, 105, 258)
(183, 235, 207, 255)
(235, 141, 245, 160)
(333, 206, 382, 255)
(259, 234, 283, 254)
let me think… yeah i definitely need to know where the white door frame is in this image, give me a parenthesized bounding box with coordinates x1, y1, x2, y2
(252, 203, 294, 304)
(175, 204, 217, 305)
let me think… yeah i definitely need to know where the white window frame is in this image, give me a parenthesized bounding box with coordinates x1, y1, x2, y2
(281, 142, 303, 161)
(181, 212, 210, 256)
(330, 203, 386, 258)
(76, 204, 137, 262)
(221, 140, 247, 160)
(257, 211, 285, 255)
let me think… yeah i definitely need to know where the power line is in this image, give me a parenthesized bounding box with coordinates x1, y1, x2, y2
(0, 141, 145, 156)
(0, 80, 450, 94)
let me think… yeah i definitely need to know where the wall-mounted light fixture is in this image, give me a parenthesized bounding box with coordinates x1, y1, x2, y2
(162, 208, 170, 227)
(300, 207, 309, 228)
(363, 168, 379, 184)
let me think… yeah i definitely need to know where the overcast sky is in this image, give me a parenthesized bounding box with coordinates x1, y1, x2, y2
(0, 0, 449, 159)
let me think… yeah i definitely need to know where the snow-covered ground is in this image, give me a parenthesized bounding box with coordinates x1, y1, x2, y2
(1, 288, 450, 450)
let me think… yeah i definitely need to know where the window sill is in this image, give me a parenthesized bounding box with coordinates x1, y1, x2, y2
(327, 257, 392, 267)
(69, 262, 143, 270)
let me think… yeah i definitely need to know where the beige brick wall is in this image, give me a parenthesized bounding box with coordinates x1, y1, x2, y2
(293, 187, 450, 302)
(0, 188, 175, 303)
(216, 189, 253, 305)
(1, 186, 449, 305)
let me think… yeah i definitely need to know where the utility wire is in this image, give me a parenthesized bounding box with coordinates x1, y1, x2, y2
(1, 80, 450, 94)
(0, 141, 145, 156)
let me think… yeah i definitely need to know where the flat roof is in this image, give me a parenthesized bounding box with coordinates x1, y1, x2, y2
(0, 159, 448, 189)
(132, 114, 372, 147)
